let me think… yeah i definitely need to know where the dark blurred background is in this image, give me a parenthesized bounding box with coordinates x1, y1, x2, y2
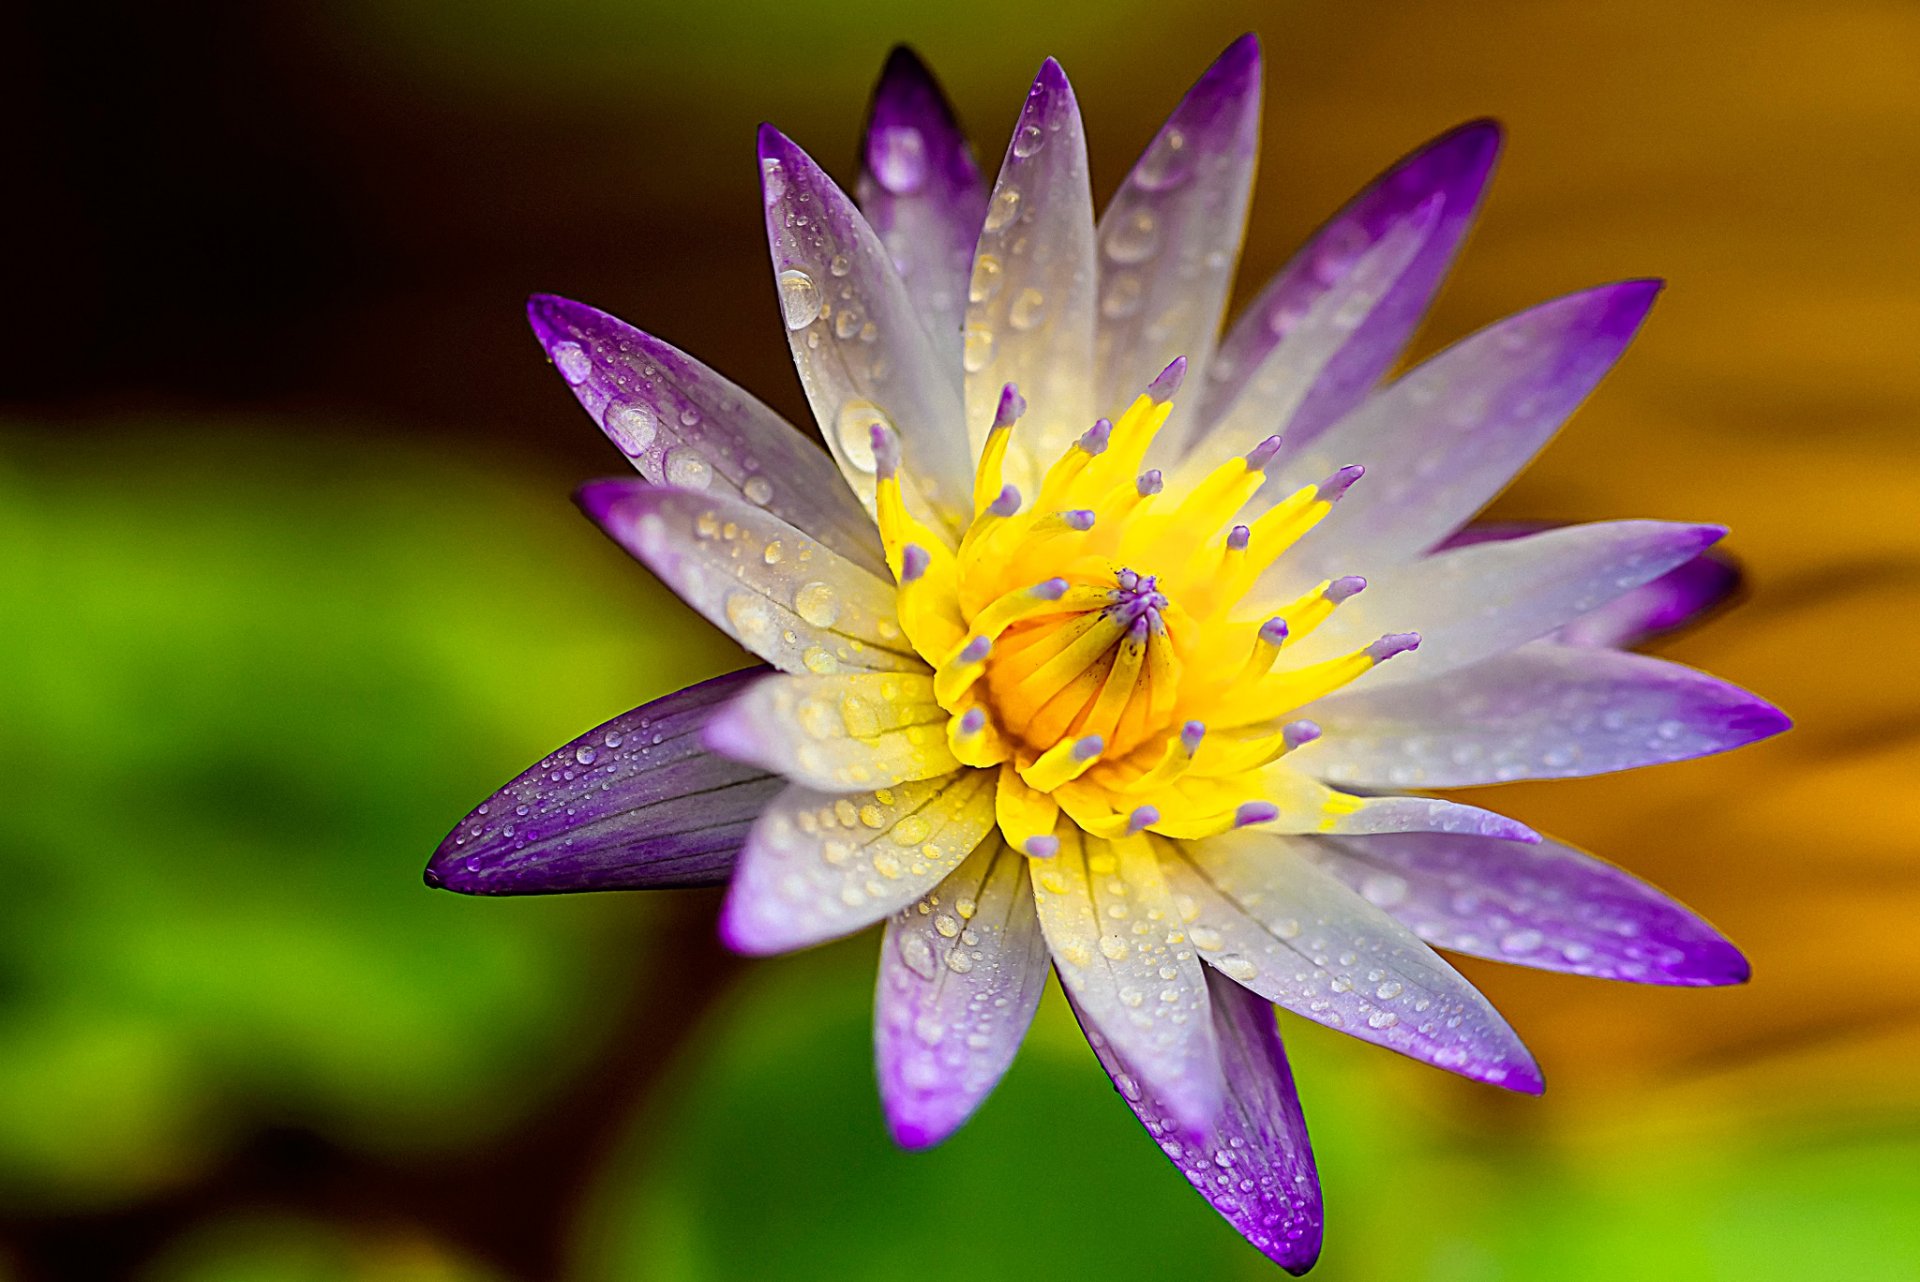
(4, 1, 1917, 1278)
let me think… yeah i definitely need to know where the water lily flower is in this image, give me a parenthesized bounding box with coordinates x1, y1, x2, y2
(427, 36, 1788, 1272)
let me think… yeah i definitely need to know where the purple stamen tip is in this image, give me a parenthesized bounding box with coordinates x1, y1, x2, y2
(988, 485, 1022, 517)
(1136, 469, 1164, 497)
(1227, 524, 1251, 551)
(1034, 577, 1070, 600)
(869, 424, 901, 477)
(1325, 575, 1367, 604)
(899, 544, 931, 582)
(1072, 734, 1105, 761)
(1234, 801, 1280, 828)
(959, 635, 992, 664)
(1024, 835, 1060, 858)
(1063, 509, 1096, 531)
(1116, 568, 1140, 591)
(1244, 434, 1285, 471)
(1147, 355, 1187, 402)
(1282, 720, 1322, 750)
(1318, 464, 1365, 501)
(1258, 617, 1290, 646)
(1127, 805, 1160, 833)
(1078, 418, 1112, 454)
(1365, 632, 1421, 663)
(994, 383, 1027, 429)
(1180, 720, 1206, 754)
(959, 707, 987, 735)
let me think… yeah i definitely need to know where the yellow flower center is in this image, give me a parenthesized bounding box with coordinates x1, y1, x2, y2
(869, 363, 1411, 857)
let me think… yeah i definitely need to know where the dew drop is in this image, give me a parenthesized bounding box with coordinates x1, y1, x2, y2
(777, 269, 822, 329)
(604, 401, 657, 456)
(795, 581, 839, 627)
(962, 325, 995, 373)
(664, 448, 713, 490)
(984, 187, 1021, 232)
(1012, 123, 1045, 158)
(898, 933, 937, 979)
(742, 474, 774, 506)
(835, 400, 889, 472)
(1009, 287, 1046, 331)
(551, 341, 591, 384)
(969, 253, 1004, 304)
(1104, 209, 1160, 264)
(1134, 127, 1193, 191)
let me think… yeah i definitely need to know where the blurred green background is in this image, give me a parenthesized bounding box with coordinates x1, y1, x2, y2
(4, 0, 1917, 1277)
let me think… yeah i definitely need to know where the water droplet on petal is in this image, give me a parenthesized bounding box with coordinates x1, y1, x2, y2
(604, 401, 657, 456)
(551, 341, 591, 384)
(835, 400, 889, 472)
(778, 269, 822, 329)
(1012, 123, 1046, 157)
(984, 187, 1021, 232)
(742, 474, 774, 505)
(664, 448, 713, 490)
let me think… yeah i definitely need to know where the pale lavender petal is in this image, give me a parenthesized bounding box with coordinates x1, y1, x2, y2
(527, 294, 885, 576)
(1295, 642, 1790, 788)
(877, 839, 1048, 1148)
(1298, 831, 1751, 986)
(577, 480, 923, 676)
(1164, 832, 1542, 1092)
(426, 670, 780, 894)
(1074, 967, 1322, 1273)
(856, 47, 987, 359)
(1032, 828, 1224, 1134)
(760, 127, 972, 525)
(1095, 35, 1262, 437)
(719, 770, 998, 955)
(702, 671, 960, 791)
(1253, 769, 1539, 841)
(1275, 282, 1662, 582)
(1172, 192, 1441, 473)
(1273, 520, 1727, 688)
(965, 58, 1099, 492)
(1440, 522, 1743, 648)
(1198, 120, 1502, 449)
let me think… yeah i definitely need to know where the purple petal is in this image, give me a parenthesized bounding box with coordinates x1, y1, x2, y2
(760, 126, 972, 524)
(1164, 832, 1542, 1092)
(1299, 831, 1751, 986)
(719, 771, 997, 955)
(1096, 35, 1262, 434)
(855, 47, 987, 359)
(1074, 967, 1322, 1273)
(703, 671, 960, 790)
(964, 57, 1098, 491)
(876, 839, 1048, 1148)
(526, 295, 885, 576)
(1441, 522, 1743, 647)
(425, 670, 781, 894)
(1296, 642, 1790, 788)
(1177, 194, 1443, 469)
(1277, 282, 1662, 581)
(1031, 828, 1224, 1134)
(577, 479, 923, 676)
(1275, 520, 1728, 688)
(1198, 119, 1502, 450)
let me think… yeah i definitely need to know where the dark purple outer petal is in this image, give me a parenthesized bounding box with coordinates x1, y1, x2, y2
(1440, 522, 1742, 647)
(855, 47, 987, 359)
(1073, 968, 1323, 1274)
(425, 670, 782, 894)
(1300, 831, 1751, 985)
(527, 295, 886, 577)
(1197, 119, 1502, 452)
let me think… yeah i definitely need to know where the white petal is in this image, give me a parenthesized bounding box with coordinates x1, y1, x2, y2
(703, 671, 959, 791)
(1031, 829, 1223, 1133)
(964, 58, 1098, 492)
(581, 481, 922, 676)
(721, 771, 998, 954)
